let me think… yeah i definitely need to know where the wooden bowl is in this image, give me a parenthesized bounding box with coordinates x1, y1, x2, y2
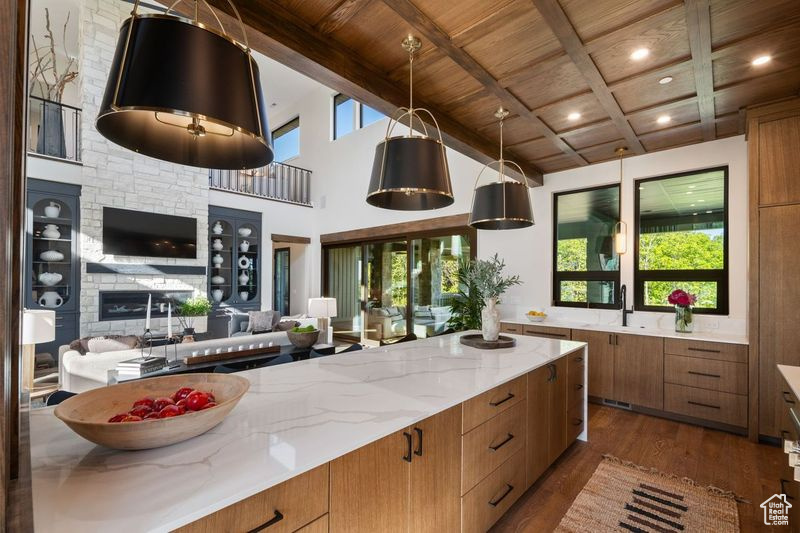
(287, 329, 320, 349)
(54, 374, 250, 450)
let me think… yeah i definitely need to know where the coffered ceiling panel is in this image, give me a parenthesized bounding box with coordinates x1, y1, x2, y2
(586, 5, 691, 83)
(203, 0, 800, 183)
(611, 60, 696, 113)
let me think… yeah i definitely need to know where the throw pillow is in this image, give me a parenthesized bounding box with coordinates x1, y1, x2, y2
(274, 320, 300, 331)
(246, 311, 276, 333)
(86, 335, 139, 354)
(71, 335, 140, 355)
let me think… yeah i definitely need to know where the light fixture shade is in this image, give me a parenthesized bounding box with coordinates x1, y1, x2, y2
(22, 309, 56, 344)
(308, 297, 337, 318)
(613, 220, 628, 254)
(469, 181, 534, 230)
(367, 136, 454, 210)
(97, 14, 272, 169)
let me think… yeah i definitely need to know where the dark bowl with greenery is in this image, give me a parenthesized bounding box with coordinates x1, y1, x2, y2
(286, 325, 320, 349)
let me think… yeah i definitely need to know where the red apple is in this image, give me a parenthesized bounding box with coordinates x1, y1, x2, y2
(108, 413, 128, 423)
(132, 397, 155, 410)
(128, 405, 153, 418)
(185, 391, 211, 411)
(153, 397, 175, 411)
(121, 415, 143, 422)
(143, 412, 159, 420)
(172, 387, 194, 402)
(176, 398, 187, 407)
(158, 404, 184, 418)
(200, 401, 217, 410)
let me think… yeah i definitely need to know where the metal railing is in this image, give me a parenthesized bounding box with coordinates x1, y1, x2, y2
(28, 95, 82, 162)
(209, 162, 312, 206)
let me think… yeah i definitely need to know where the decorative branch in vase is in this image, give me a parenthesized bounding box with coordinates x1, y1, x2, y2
(668, 289, 697, 333)
(454, 254, 521, 342)
(29, 7, 79, 158)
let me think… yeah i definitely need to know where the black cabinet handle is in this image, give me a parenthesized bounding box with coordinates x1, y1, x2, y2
(414, 427, 423, 457)
(489, 392, 515, 407)
(781, 479, 796, 500)
(403, 431, 413, 462)
(615, 334, 619, 345)
(547, 363, 557, 383)
(575, 383, 584, 390)
(574, 356, 583, 363)
(247, 510, 284, 532)
(688, 347, 721, 354)
(688, 400, 720, 410)
(687, 370, 721, 378)
(784, 391, 796, 404)
(572, 418, 583, 426)
(488, 433, 515, 452)
(608, 334, 613, 345)
(488, 484, 514, 507)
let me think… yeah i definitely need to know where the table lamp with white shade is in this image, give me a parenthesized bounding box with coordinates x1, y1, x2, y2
(308, 298, 337, 344)
(22, 309, 56, 391)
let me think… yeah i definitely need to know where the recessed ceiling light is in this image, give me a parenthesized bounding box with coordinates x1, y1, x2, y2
(693, 212, 698, 216)
(688, 185, 696, 189)
(657, 115, 671, 124)
(658, 76, 673, 85)
(686, 191, 693, 195)
(691, 203, 696, 207)
(567, 112, 581, 121)
(706, 210, 713, 214)
(752, 55, 771, 66)
(698, 199, 705, 202)
(631, 48, 650, 61)
(270, 102, 278, 108)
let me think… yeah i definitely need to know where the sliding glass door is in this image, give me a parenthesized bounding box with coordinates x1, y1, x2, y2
(323, 229, 474, 344)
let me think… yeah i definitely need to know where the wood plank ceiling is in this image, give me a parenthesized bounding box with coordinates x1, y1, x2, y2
(204, 0, 800, 183)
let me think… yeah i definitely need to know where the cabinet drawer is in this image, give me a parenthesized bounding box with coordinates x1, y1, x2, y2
(663, 338, 747, 363)
(567, 350, 586, 409)
(664, 383, 747, 427)
(462, 375, 526, 434)
(500, 322, 523, 334)
(664, 354, 747, 394)
(462, 401, 525, 494)
(175, 464, 328, 533)
(461, 449, 525, 533)
(523, 325, 571, 340)
(567, 402, 585, 443)
(295, 515, 328, 533)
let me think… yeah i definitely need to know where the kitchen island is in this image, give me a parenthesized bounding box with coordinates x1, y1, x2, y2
(29, 332, 587, 532)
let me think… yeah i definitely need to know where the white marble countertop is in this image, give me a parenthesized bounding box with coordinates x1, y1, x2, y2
(778, 365, 800, 400)
(30, 332, 586, 533)
(502, 317, 748, 345)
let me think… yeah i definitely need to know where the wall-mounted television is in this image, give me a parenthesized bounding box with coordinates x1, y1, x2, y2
(103, 207, 197, 259)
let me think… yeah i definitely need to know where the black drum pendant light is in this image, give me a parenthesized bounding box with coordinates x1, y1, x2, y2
(96, 0, 272, 169)
(469, 108, 534, 230)
(366, 36, 454, 210)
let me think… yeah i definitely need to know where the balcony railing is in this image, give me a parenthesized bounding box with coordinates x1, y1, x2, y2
(209, 162, 312, 206)
(27, 95, 81, 162)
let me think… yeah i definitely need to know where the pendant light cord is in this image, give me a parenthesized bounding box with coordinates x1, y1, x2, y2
(408, 46, 414, 136)
(499, 114, 505, 182)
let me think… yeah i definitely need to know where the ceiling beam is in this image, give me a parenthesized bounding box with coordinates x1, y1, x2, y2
(316, 0, 372, 35)
(380, 0, 588, 171)
(685, 0, 716, 141)
(194, 0, 542, 185)
(531, 0, 646, 154)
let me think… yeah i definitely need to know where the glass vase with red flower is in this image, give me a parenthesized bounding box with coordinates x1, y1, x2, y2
(668, 289, 697, 333)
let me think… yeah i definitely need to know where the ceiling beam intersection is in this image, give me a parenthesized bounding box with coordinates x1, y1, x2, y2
(685, 0, 716, 141)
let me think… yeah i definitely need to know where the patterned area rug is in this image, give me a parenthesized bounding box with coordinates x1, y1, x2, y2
(556, 455, 740, 532)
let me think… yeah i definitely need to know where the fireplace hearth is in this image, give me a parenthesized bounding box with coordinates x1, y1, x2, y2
(99, 290, 192, 321)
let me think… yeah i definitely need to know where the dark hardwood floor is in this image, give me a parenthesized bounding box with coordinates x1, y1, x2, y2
(493, 403, 786, 532)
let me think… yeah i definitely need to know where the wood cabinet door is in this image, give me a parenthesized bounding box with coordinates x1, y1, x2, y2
(526, 363, 552, 488)
(329, 429, 410, 533)
(757, 114, 800, 206)
(759, 205, 800, 437)
(548, 356, 568, 464)
(614, 334, 664, 409)
(572, 329, 614, 399)
(409, 406, 462, 533)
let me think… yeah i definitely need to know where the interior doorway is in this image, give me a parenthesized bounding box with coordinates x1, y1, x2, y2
(273, 247, 290, 316)
(271, 234, 311, 317)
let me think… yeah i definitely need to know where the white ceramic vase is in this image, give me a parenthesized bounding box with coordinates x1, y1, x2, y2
(212, 221, 223, 234)
(237, 227, 252, 237)
(239, 291, 249, 302)
(212, 254, 224, 266)
(40, 250, 65, 262)
(41, 224, 61, 240)
(481, 297, 500, 342)
(44, 201, 61, 218)
(38, 272, 63, 286)
(238, 271, 249, 285)
(239, 240, 250, 252)
(211, 289, 223, 303)
(210, 275, 225, 285)
(211, 239, 223, 251)
(38, 290, 63, 308)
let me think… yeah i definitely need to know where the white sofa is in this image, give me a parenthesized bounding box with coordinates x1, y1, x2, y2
(59, 319, 318, 393)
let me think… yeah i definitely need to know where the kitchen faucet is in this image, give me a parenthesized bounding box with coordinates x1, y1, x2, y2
(619, 284, 634, 327)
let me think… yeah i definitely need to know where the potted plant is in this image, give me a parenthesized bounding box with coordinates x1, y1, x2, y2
(668, 289, 697, 333)
(450, 254, 521, 342)
(29, 8, 78, 158)
(176, 296, 212, 337)
(447, 259, 483, 332)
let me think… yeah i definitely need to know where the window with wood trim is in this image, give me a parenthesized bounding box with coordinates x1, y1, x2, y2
(272, 117, 300, 162)
(634, 167, 729, 314)
(553, 184, 620, 309)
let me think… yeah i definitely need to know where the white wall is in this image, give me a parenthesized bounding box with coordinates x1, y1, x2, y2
(276, 80, 747, 335)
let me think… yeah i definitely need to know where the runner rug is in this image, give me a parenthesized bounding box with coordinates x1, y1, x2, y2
(555, 455, 740, 532)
